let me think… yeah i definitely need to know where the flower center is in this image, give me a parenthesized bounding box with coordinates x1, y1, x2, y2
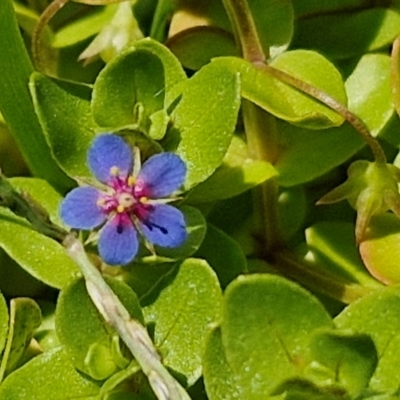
(116, 192, 136, 213)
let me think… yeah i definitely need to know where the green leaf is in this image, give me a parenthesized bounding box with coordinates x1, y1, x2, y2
(345, 53, 393, 138)
(0, 178, 79, 289)
(0, 298, 41, 378)
(0, 0, 70, 188)
(305, 221, 382, 288)
(211, 50, 346, 130)
(274, 53, 393, 186)
(0, 291, 9, 357)
(142, 258, 222, 386)
(0, 346, 100, 399)
(52, 5, 116, 48)
(335, 286, 400, 392)
(292, 8, 400, 60)
(195, 224, 247, 289)
(203, 327, 240, 400)
(359, 213, 400, 285)
(29, 72, 96, 179)
(187, 135, 277, 203)
(169, 61, 241, 188)
(248, 0, 294, 56)
(275, 120, 363, 187)
(307, 330, 377, 397)
(167, 26, 237, 70)
(92, 38, 186, 130)
(221, 274, 333, 397)
(56, 276, 143, 380)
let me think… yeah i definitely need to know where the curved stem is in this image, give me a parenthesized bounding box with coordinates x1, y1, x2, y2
(32, 0, 70, 72)
(221, 0, 266, 62)
(261, 63, 387, 164)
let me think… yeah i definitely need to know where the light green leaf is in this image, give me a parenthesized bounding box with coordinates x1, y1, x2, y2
(142, 258, 222, 386)
(170, 61, 241, 188)
(212, 50, 346, 130)
(56, 276, 143, 380)
(187, 135, 277, 203)
(52, 5, 117, 48)
(304, 221, 382, 288)
(0, 298, 41, 378)
(292, 8, 400, 59)
(345, 54, 393, 137)
(29, 72, 96, 178)
(92, 38, 187, 130)
(0, 178, 79, 289)
(221, 274, 333, 397)
(0, 346, 100, 399)
(335, 286, 400, 392)
(203, 327, 240, 400)
(359, 214, 400, 285)
(307, 330, 377, 397)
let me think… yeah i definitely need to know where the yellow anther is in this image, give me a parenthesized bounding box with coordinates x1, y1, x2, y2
(140, 196, 148, 204)
(97, 198, 106, 206)
(128, 176, 136, 186)
(110, 166, 120, 176)
(117, 204, 125, 213)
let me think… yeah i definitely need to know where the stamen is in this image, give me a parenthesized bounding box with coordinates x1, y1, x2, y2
(117, 204, 125, 213)
(97, 198, 106, 206)
(140, 196, 148, 204)
(110, 166, 120, 176)
(128, 176, 136, 186)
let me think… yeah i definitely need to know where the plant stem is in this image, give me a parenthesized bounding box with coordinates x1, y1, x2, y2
(64, 234, 191, 400)
(221, 0, 266, 62)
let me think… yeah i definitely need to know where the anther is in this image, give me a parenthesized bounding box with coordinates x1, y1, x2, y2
(110, 166, 120, 176)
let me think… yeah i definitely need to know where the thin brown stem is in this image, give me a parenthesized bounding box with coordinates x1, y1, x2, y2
(222, 0, 266, 62)
(32, 0, 70, 72)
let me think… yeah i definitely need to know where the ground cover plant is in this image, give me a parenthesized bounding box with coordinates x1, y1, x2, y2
(2, 0, 400, 398)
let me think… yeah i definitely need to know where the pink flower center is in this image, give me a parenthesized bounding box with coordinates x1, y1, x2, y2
(97, 167, 151, 221)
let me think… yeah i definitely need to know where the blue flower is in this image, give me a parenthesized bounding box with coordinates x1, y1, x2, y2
(60, 134, 187, 265)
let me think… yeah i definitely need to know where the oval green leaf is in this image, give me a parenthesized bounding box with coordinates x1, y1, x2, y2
(142, 258, 222, 386)
(187, 135, 277, 203)
(0, 178, 79, 289)
(29, 72, 96, 179)
(212, 50, 346, 130)
(335, 285, 400, 392)
(169, 61, 241, 188)
(221, 274, 333, 397)
(0, 346, 100, 399)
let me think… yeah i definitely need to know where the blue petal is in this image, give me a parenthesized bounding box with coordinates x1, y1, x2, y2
(60, 187, 105, 229)
(137, 153, 186, 198)
(88, 134, 133, 183)
(139, 204, 187, 248)
(98, 215, 138, 265)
